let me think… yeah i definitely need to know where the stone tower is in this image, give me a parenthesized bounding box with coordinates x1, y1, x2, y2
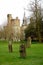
(13, 17, 20, 41)
(20, 12, 27, 41)
(7, 14, 12, 24)
(22, 12, 27, 26)
(7, 14, 13, 39)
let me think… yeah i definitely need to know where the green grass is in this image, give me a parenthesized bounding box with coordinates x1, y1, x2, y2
(0, 41, 43, 65)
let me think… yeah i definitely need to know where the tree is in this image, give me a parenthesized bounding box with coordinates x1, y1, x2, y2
(25, 17, 36, 41)
(25, 0, 43, 42)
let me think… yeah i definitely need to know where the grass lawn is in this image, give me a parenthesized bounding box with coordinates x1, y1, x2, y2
(0, 41, 43, 65)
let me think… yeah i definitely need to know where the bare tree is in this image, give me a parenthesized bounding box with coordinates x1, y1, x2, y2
(27, 0, 43, 42)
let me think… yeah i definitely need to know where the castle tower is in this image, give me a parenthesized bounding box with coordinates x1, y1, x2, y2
(13, 17, 20, 41)
(7, 14, 12, 24)
(14, 17, 20, 26)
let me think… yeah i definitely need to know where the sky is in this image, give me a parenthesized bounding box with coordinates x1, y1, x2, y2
(0, 0, 30, 26)
(0, 0, 43, 26)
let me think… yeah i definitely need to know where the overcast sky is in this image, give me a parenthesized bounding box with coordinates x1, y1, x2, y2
(0, 0, 43, 26)
(0, 0, 29, 26)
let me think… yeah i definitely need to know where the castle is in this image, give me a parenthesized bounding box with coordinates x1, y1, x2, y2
(4, 13, 27, 41)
